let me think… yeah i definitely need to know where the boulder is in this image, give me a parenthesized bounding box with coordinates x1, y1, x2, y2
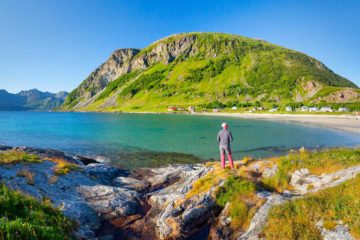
(78, 185, 141, 219)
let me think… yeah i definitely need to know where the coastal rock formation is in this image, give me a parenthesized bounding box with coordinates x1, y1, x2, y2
(0, 146, 137, 239)
(1, 146, 360, 240)
(0, 146, 213, 239)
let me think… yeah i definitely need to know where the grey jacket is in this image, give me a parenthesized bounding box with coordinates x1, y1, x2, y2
(217, 129, 233, 146)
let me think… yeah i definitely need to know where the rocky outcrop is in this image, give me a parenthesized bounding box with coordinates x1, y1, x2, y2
(290, 165, 360, 195)
(0, 146, 139, 239)
(316, 88, 360, 103)
(2, 145, 360, 240)
(0, 146, 213, 240)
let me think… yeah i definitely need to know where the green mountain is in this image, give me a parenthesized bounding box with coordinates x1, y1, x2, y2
(62, 32, 359, 112)
(0, 89, 68, 111)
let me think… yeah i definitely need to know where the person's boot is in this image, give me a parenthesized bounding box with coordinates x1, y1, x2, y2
(221, 153, 225, 169)
(228, 154, 234, 169)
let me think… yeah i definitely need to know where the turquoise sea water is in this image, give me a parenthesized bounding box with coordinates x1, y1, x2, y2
(0, 112, 359, 169)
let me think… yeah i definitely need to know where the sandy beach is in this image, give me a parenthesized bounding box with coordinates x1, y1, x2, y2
(195, 113, 360, 135)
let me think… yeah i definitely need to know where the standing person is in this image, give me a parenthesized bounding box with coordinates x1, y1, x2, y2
(217, 122, 234, 169)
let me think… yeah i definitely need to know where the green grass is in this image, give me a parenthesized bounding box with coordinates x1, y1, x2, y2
(264, 174, 360, 240)
(63, 32, 358, 112)
(0, 184, 76, 240)
(216, 176, 256, 206)
(0, 150, 43, 165)
(261, 148, 360, 192)
(216, 176, 260, 229)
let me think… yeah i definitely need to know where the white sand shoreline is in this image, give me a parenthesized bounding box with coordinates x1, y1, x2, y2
(193, 112, 360, 135)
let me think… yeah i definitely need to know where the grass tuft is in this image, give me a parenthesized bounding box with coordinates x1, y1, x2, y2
(46, 158, 82, 176)
(0, 150, 42, 165)
(16, 169, 35, 186)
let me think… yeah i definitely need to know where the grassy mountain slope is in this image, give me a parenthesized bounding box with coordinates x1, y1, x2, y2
(62, 33, 359, 112)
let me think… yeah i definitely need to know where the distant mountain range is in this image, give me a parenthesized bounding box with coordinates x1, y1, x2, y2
(61, 32, 359, 112)
(0, 89, 68, 111)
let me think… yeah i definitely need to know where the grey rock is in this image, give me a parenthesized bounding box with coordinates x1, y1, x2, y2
(0, 159, 140, 239)
(84, 163, 129, 185)
(291, 165, 360, 195)
(316, 221, 354, 240)
(262, 164, 278, 178)
(113, 176, 150, 191)
(78, 185, 140, 219)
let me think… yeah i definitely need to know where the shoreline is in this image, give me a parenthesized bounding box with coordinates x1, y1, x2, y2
(59, 110, 360, 135)
(193, 112, 360, 135)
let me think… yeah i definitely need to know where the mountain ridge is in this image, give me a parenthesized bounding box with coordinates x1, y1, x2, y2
(0, 88, 68, 111)
(62, 32, 359, 112)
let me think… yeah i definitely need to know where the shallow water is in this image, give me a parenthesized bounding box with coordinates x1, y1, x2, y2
(0, 112, 359, 169)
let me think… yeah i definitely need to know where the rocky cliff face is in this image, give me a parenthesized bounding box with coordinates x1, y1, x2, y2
(62, 33, 359, 111)
(72, 48, 140, 102)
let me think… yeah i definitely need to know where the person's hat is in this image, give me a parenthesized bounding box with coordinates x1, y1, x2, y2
(221, 122, 228, 128)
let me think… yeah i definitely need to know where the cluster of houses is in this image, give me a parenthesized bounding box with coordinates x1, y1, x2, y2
(264, 106, 349, 113)
(286, 106, 349, 113)
(167, 105, 350, 113)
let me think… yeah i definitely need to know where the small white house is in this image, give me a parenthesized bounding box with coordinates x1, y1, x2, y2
(309, 107, 319, 112)
(213, 108, 219, 113)
(231, 106, 237, 110)
(188, 106, 195, 113)
(268, 108, 278, 112)
(338, 107, 349, 112)
(301, 106, 309, 112)
(285, 106, 292, 112)
(320, 106, 333, 112)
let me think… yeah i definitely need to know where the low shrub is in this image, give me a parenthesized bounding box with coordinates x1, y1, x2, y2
(0, 184, 76, 239)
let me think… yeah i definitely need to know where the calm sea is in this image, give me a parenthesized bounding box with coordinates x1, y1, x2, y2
(0, 112, 359, 169)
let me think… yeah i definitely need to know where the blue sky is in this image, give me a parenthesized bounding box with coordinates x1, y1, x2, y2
(0, 0, 359, 93)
